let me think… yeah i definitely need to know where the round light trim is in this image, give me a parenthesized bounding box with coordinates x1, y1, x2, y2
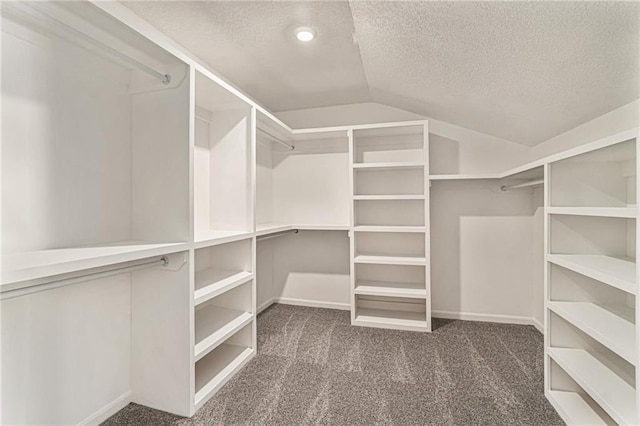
(295, 27, 315, 42)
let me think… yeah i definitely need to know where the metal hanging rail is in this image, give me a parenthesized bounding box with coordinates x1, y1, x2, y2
(257, 229, 299, 242)
(0, 256, 169, 301)
(258, 128, 295, 151)
(501, 179, 544, 191)
(4, 2, 172, 85)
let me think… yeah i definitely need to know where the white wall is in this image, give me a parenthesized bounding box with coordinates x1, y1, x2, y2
(430, 180, 538, 322)
(270, 231, 351, 310)
(2, 276, 131, 425)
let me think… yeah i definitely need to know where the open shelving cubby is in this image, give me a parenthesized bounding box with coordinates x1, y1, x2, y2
(193, 71, 253, 247)
(545, 136, 639, 425)
(349, 122, 431, 332)
(194, 322, 254, 410)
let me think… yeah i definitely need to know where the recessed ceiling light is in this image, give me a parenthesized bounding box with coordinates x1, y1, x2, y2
(295, 27, 315, 42)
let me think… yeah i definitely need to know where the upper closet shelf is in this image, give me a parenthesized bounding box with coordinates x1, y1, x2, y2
(256, 223, 350, 237)
(1, 241, 189, 288)
(353, 162, 424, 171)
(354, 226, 426, 233)
(194, 231, 254, 249)
(354, 195, 425, 201)
(547, 254, 636, 294)
(547, 207, 637, 219)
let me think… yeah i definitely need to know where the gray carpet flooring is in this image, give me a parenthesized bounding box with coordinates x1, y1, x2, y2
(103, 304, 562, 425)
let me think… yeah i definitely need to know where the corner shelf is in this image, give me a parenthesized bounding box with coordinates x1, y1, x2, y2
(354, 281, 426, 298)
(194, 306, 253, 361)
(547, 254, 636, 295)
(548, 348, 637, 425)
(548, 301, 636, 365)
(194, 269, 253, 306)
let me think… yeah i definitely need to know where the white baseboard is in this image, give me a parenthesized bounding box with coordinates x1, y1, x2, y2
(274, 297, 350, 311)
(79, 391, 132, 426)
(531, 317, 544, 334)
(432, 310, 538, 328)
(257, 297, 276, 314)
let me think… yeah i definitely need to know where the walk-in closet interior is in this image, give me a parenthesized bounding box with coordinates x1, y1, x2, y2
(1, 1, 638, 425)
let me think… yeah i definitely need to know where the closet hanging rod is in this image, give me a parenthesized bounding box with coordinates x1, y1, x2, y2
(258, 128, 295, 151)
(8, 2, 172, 85)
(501, 179, 544, 191)
(257, 229, 299, 242)
(0, 256, 169, 301)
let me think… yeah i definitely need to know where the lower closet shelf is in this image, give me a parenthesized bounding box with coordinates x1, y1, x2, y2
(195, 344, 254, 406)
(548, 347, 637, 425)
(194, 308, 253, 361)
(547, 390, 609, 426)
(354, 307, 428, 330)
(548, 301, 635, 365)
(354, 281, 427, 298)
(194, 269, 253, 306)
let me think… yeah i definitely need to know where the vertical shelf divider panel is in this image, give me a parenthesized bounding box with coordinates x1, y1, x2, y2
(349, 121, 431, 332)
(189, 71, 257, 414)
(545, 135, 639, 425)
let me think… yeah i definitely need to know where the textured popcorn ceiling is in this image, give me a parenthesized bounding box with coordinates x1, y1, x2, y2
(121, 1, 639, 146)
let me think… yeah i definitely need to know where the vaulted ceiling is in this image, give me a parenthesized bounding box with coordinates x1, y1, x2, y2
(121, 1, 639, 146)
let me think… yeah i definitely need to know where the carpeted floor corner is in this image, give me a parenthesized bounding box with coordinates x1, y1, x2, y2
(103, 304, 562, 425)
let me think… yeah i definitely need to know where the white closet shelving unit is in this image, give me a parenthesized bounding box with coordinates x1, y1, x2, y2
(545, 134, 639, 425)
(1, 2, 258, 422)
(349, 122, 431, 332)
(191, 69, 257, 412)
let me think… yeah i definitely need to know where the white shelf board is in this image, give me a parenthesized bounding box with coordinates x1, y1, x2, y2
(548, 301, 636, 365)
(353, 162, 424, 171)
(429, 173, 501, 180)
(548, 347, 637, 425)
(194, 230, 253, 249)
(548, 206, 637, 219)
(547, 390, 609, 426)
(354, 307, 428, 332)
(354, 281, 427, 299)
(354, 226, 426, 233)
(1, 241, 189, 288)
(354, 254, 427, 266)
(255, 223, 292, 237)
(256, 223, 350, 236)
(194, 270, 253, 306)
(195, 344, 254, 406)
(353, 195, 425, 201)
(547, 254, 636, 295)
(194, 307, 253, 361)
(295, 224, 351, 231)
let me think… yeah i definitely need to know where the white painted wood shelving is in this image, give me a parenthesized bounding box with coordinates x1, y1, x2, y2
(349, 122, 431, 332)
(545, 134, 639, 425)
